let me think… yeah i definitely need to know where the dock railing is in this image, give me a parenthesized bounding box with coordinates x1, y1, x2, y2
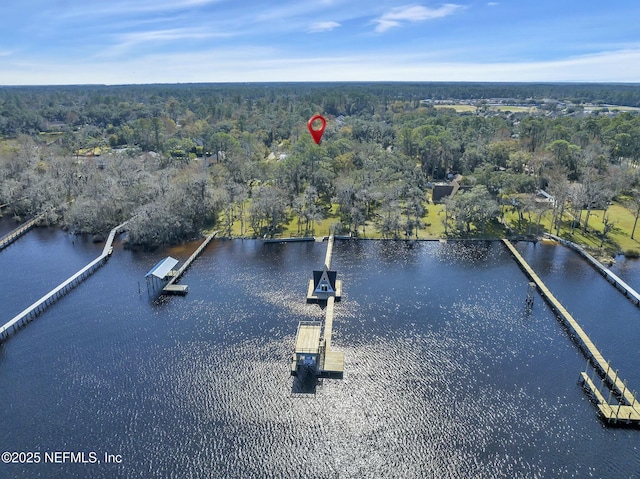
(0, 220, 129, 342)
(0, 212, 46, 251)
(544, 233, 640, 306)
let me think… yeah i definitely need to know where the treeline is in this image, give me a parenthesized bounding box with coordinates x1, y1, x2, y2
(1, 82, 640, 245)
(3, 82, 640, 137)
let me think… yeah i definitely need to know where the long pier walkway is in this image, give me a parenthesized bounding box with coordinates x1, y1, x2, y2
(162, 230, 218, 294)
(0, 221, 129, 343)
(0, 212, 46, 251)
(503, 239, 640, 425)
(319, 295, 343, 376)
(318, 235, 343, 374)
(292, 233, 344, 378)
(323, 234, 334, 269)
(544, 233, 640, 306)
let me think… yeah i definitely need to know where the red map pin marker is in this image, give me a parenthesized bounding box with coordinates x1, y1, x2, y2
(307, 114, 326, 145)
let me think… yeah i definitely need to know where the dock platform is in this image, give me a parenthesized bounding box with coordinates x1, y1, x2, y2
(161, 230, 217, 295)
(162, 284, 189, 295)
(503, 239, 640, 426)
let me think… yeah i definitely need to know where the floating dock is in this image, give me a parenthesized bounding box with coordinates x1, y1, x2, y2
(503, 239, 640, 426)
(0, 221, 129, 343)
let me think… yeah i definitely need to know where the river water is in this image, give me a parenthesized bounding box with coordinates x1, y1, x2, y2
(0, 220, 639, 478)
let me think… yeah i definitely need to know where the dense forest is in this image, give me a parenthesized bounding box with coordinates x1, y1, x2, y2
(1, 82, 640, 248)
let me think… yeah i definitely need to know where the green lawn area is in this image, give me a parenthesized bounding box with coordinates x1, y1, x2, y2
(215, 194, 640, 255)
(503, 201, 640, 256)
(433, 104, 538, 114)
(492, 105, 538, 113)
(220, 200, 447, 239)
(433, 105, 477, 113)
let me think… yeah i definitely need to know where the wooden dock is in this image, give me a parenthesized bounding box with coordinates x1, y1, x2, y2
(306, 234, 342, 302)
(263, 237, 315, 243)
(319, 295, 344, 378)
(0, 212, 46, 251)
(544, 233, 640, 306)
(161, 230, 218, 295)
(503, 239, 640, 425)
(292, 233, 344, 379)
(323, 234, 334, 269)
(0, 221, 129, 343)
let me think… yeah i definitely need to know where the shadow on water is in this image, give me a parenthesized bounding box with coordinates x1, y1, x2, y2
(291, 371, 320, 396)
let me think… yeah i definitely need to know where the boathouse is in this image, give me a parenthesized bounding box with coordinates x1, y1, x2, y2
(145, 257, 179, 292)
(291, 321, 322, 376)
(307, 265, 342, 302)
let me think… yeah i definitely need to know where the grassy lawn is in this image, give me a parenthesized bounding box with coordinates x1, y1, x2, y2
(503, 201, 640, 256)
(433, 104, 538, 114)
(214, 195, 640, 255)
(492, 105, 538, 113)
(219, 200, 447, 239)
(433, 105, 477, 113)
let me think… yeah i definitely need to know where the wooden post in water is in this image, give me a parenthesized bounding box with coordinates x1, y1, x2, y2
(525, 282, 535, 308)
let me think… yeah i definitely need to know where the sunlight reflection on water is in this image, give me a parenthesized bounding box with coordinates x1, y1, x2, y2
(1, 233, 639, 478)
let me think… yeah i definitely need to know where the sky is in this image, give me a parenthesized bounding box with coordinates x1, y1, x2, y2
(1, 0, 640, 85)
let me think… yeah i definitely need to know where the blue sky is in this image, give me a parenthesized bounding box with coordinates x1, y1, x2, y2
(1, 0, 640, 85)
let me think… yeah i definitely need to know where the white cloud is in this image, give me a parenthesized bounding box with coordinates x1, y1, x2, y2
(308, 21, 341, 33)
(374, 4, 464, 33)
(99, 28, 233, 57)
(3, 47, 640, 85)
(487, 2, 499, 6)
(57, 0, 222, 19)
(119, 28, 225, 43)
